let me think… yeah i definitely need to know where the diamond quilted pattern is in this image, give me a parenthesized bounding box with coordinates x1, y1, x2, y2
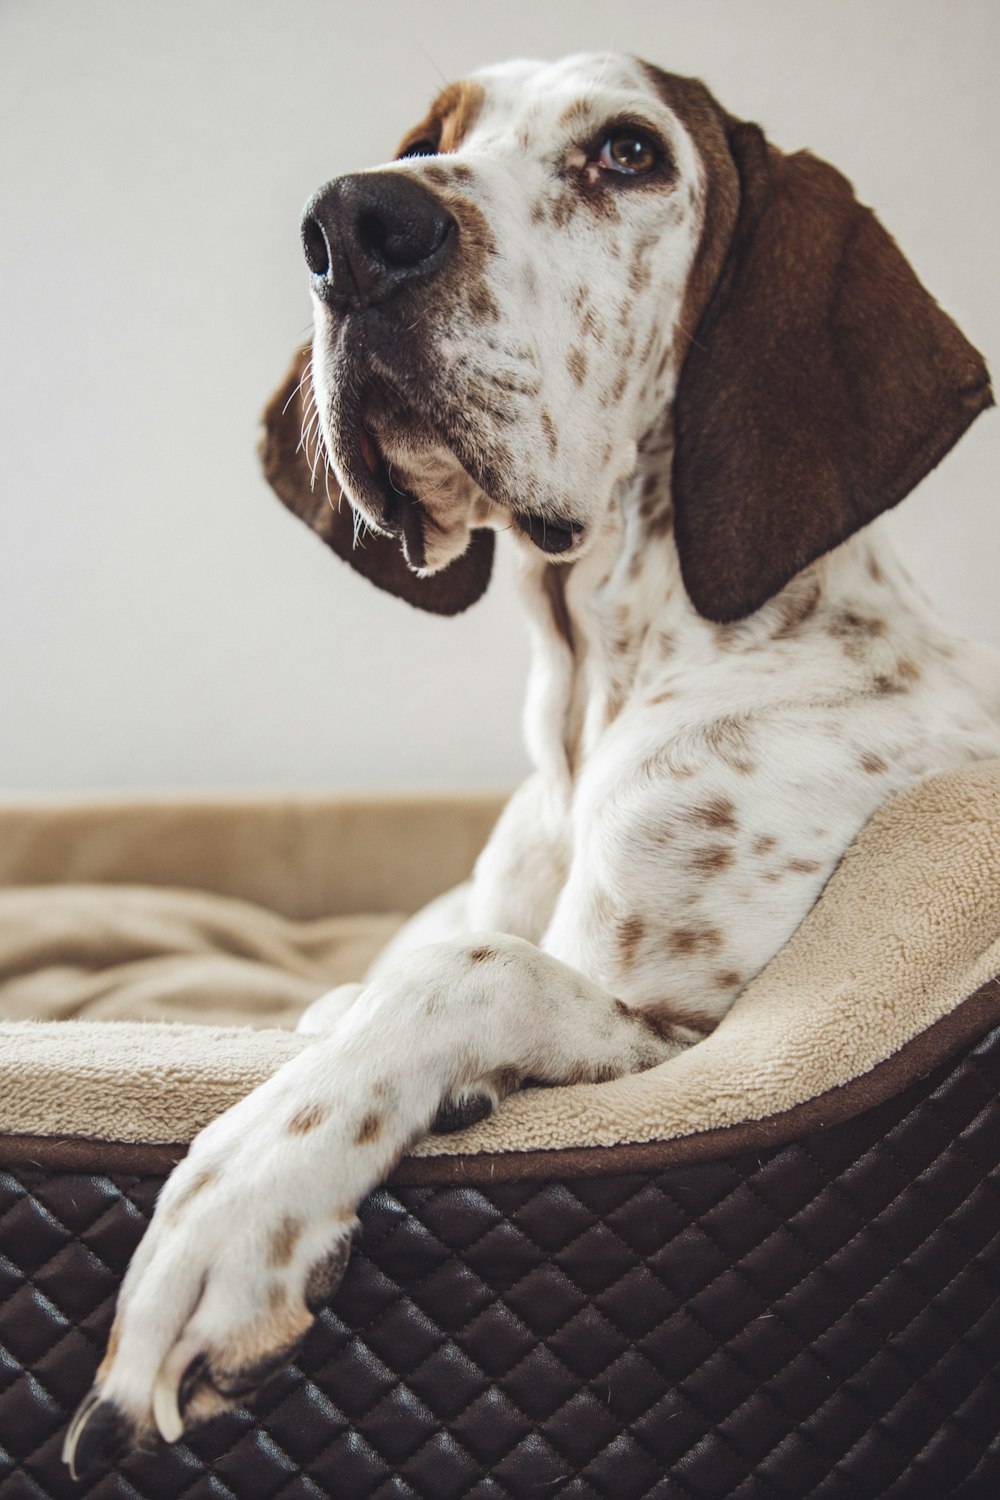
(0, 1023, 998, 1498)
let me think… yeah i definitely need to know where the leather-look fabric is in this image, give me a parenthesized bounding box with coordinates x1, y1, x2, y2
(3, 1024, 999, 1498)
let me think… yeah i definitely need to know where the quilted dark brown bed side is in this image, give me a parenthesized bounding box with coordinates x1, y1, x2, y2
(2, 1017, 999, 1499)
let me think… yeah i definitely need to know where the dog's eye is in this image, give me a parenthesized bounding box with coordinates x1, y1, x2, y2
(399, 138, 438, 160)
(597, 131, 659, 175)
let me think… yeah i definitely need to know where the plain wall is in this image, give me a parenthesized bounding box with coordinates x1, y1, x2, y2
(1, 0, 997, 792)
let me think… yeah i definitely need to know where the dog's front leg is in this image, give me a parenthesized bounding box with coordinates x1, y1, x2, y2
(64, 933, 687, 1475)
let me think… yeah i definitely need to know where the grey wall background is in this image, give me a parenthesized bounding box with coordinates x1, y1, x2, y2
(1, 0, 997, 792)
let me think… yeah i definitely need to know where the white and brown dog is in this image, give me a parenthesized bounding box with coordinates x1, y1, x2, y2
(65, 52, 999, 1474)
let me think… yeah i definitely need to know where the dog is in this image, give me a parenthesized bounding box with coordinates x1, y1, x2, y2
(64, 51, 999, 1475)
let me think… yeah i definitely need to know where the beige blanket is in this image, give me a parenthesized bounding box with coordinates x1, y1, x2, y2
(0, 767, 997, 1155)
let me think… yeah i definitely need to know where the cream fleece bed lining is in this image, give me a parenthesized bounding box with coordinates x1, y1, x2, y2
(0, 765, 997, 1156)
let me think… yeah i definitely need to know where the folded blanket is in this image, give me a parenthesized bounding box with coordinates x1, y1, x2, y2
(0, 765, 997, 1157)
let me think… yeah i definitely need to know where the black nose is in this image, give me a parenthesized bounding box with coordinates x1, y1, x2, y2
(302, 173, 456, 308)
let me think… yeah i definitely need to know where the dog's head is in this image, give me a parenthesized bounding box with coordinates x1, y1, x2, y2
(261, 53, 992, 622)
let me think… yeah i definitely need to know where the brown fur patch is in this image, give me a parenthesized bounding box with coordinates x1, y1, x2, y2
(753, 834, 778, 855)
(467, 280, 500, 323)
(567, 346, 588, 385)
(97, 1320, 122, 1380)
(489, 1067, 523, 1099)
(666, 925, 724, 957)
(268, 1216, 302, 1269)
(468, 945, 496, 964)
(355, 1111, 384, 1146)
(713, 970, 744, 992)
(704, 716, 757, 774)
(165, 1166, 218, 1224)
(617, 916, 647, 967)
(688, 844, 734, 874)
(643, 1001, 720, 1039)
(772, 578, 822, 639)
(688, 794, 739, 832)
(860, 751, 888, 775)
(287, 1104, 327, 1135)
(788, 858, 822, 875)
(540, 409, 559, 457)
(895, 657, 923, 685)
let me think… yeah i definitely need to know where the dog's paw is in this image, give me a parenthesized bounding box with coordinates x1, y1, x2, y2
(63, 1120, 355, 1477)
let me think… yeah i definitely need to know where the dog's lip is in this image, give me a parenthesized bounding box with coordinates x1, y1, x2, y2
(353, 415, 428, 569)
(512, 511, 585, 556)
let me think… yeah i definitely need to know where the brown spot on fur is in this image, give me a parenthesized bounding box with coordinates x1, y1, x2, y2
(567, 346, 588, 385)
(895, 657, 922, 685)
(468, 280, 500, 322)
(860, 751, 888, 774)
(165, 1166, 218, 1224)
(617, 915, 646, 967)
(753, 835, 778, 855)
(268, 1216, 302, 1268)
(97, 1320, 122, 1380)
(287, 1104, 327, 1135)
(355, 1112, 384, 1146)
(827, 609, 886, 644)
(642, 1002, 720, 1038)
(689, 844, 734, 874)
(704, 716, 756, 774)
(667, 925, 724, 957)
(714, 970, 743, 992)
(540, 408, 559, 458)
(688, 795, 739, 832)
(771, 578, 821, 639)
(788, 858, 822, 875)
(649, 689, 675, 705)
(468, 945, 496, 964)
(489, 1067, 522, 1099)
(559, 99, 593, 130)
(867, 555, 883, 584)
(610, 367, 629, 403)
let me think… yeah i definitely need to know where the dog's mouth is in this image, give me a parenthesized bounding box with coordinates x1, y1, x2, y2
(329, 377, 586, 570)
(354, 415, 431, 569)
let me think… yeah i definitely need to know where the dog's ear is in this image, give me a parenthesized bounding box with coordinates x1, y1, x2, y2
(671, 121, 993, 622)
(259, 348, 494, 616)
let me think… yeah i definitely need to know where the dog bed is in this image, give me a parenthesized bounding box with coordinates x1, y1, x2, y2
(0, 767, 998, 1498)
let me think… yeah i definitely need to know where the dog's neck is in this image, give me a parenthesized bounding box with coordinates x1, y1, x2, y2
(514, 430, 689, 788)
(513, 423, 925, 793)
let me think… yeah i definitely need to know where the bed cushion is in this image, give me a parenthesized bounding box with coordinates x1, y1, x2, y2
(0, 765, 997, 1495)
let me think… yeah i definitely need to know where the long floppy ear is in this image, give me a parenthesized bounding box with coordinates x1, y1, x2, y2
(259, 348, 494, 616)
(672, 122, 994, 622)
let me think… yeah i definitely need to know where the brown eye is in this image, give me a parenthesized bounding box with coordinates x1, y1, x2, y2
(598, 131, 659, 175)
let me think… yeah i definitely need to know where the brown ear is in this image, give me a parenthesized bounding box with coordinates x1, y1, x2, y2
(672, 122, 994, 622)
(259, 348, 494, 616)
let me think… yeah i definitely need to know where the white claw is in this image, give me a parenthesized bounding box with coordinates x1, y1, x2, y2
(152, 1370, 184, 1444)
(62, 1388, 100, 1479)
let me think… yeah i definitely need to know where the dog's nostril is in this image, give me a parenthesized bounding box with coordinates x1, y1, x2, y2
(302, 215, 330, 277)
(357, 205, 451, 270)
